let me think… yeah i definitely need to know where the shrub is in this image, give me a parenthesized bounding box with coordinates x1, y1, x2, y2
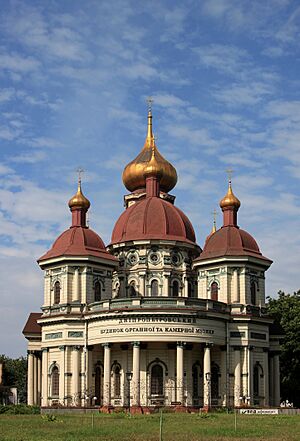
(0, 404, 40, 414)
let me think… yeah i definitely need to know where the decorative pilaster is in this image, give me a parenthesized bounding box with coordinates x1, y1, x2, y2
(73, 268, 80, 302)
(232, 269, 240, 303)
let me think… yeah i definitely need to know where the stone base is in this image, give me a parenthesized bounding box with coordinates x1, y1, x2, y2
(99, 405, 114, 414)
(130, 405, 144, 414)
(174, 405, 188, 413)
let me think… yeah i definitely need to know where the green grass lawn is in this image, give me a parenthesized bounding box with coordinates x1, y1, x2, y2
(0, 412, 299, 441)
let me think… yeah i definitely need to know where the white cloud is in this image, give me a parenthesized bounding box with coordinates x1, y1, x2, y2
(9, 150, 47, 163)
(0, 52, 40, 73)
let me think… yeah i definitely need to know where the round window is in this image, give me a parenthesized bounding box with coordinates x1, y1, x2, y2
(171, 252, 181, 266)
(127, 251, 139, 266)
(149, 251, 160, 265)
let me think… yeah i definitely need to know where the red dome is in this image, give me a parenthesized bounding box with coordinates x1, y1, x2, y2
(39, 226, 116, 262)
(195, 226, 271, 262)
(111, 196, 196, 245)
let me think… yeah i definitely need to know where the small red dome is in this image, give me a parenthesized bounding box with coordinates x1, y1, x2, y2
(111, 197, 196, 245)
(38, 226, 116, 262)
(195, 226, 271, 262)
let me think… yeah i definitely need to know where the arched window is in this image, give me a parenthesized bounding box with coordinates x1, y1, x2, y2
(151, 364, 163, 395)
(95, 366, 102, 405)
(251, 282, 256, 305)
(151, 280, 159, 297)
(211, 363, 220, 399)
(95, 281, 101, 302)
(172, 280, 179, 297)
(129, 281, 136, 297)
(51, 366, 59, 396)
(210, 282, 218, 301)
(113, 365, 121, 397)
(192, 364, 199, 398)
(253, 364, 259, 398)
(54, 281, 61, 305)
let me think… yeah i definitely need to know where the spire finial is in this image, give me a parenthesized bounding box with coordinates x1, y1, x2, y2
(211, 208, 217, 233)
(147, 96, 154, 112)
(76, 167, 84, 193)
(69, 168, 90, 217)
(220, 171, 240, 227)
(146, 97, 154, 142)
(226, 168, 234, 185)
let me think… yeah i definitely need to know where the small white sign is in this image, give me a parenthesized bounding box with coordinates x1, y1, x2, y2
(239, 409, 279, 415)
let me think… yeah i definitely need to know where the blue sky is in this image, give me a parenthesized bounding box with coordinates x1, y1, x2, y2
(1, 0, 300, 357)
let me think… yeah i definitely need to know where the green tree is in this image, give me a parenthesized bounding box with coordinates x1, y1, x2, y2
(267, 290, 300, 406)
(0, 355, 27, 403)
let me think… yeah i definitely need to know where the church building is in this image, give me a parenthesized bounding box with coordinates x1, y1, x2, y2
(23, 108, 281, 411)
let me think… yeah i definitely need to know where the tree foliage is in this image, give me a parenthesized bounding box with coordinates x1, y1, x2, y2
(0, 355, 27, 403)
(267, 290, 300, 406)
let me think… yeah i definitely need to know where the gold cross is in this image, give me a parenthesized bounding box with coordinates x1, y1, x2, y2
(226, 168, 234, 183)
(146, 96, 154, 112)
(212, 208, 217, 223)
(76, 167, 84, 183)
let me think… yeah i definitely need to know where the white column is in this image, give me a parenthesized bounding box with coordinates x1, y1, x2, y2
(269, 355, 274, 406)
(234, 347, 241, 407)
(139, 273, 145, 297)
(73, 268, 79, 302)
(86, 346, 93, 406)
(263, 349, 269, 406)
(273, 354, 280, 406)
(203, 344, 211, 408)
(233, 269, 240, 303)
(59, 346, 65, 404)
(37, 354, 41, 406)
(186, 349, 193, 406)
(248, 346, 253, 405)
(184, 277, 188, 297)
(103, 344, 111, 406)
(220, 347, 227, 406)
(72, 346, 81, 406)
(33, 353, 38, 405)
(41, 349, 48, 407)
(132, 342, 140, 406)
(163, 274, 170, 297)
(27, 351, 34, 405)
(176, 342, 184, 404)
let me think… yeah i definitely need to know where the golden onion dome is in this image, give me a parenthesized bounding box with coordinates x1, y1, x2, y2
(68, 179, 90, 210)
(219, 181, 241, 210)
(143, 146, 163, 179)
(122, 109, 177, 193)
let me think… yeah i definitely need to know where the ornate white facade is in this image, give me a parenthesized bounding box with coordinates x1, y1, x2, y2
(24, 109, 281, 411)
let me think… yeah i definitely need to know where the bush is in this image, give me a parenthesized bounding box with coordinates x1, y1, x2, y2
(0, 404, 40, 414)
